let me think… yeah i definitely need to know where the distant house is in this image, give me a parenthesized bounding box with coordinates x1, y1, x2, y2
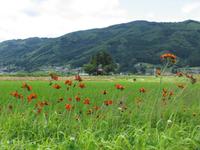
(180, 67, 200, 74)
(79, 72, 89, 76)
(145, 68, 155, 75)
(134, 63, 157, 75)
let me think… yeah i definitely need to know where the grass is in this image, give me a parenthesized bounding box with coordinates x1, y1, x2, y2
(0, 75, 200, 149)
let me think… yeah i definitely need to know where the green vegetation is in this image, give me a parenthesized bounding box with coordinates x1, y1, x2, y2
(1, 20, 200, 72)
(84, 50, 117, 75)
(0, 75, 199, 149)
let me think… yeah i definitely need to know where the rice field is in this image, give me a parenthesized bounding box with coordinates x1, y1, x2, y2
(0, 74, 200, 149)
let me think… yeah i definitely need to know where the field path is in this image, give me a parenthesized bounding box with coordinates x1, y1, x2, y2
(0, 76, 117, 81)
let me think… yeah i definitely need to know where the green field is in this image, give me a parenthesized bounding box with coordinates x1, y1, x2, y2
(0, 76, 200, 149)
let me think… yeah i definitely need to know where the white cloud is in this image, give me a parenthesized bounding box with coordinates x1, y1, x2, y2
(181, 1, 200, 13)
(0, 0, 130, 41)
(145, 12, 156, 20)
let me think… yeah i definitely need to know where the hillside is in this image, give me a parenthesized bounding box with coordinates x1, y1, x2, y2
(1, 20, 200, 72)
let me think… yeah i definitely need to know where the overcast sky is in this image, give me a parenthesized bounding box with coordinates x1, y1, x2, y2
(0, 0, 200, 41)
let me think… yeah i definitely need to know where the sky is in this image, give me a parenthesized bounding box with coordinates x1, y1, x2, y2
(0, 0, 200, 42)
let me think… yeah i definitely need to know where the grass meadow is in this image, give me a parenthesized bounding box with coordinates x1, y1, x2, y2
(0, 75, 200, 149)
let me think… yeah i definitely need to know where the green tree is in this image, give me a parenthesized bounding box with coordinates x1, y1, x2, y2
(84, 51, 117, 75)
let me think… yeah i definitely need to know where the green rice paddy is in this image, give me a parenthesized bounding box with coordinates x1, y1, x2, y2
(0, 76, 199, 149)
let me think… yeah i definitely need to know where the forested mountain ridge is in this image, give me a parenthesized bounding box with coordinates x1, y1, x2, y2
(1, 20, 200, 72)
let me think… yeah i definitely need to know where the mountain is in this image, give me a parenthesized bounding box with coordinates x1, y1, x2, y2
(1, 20, 200, 72)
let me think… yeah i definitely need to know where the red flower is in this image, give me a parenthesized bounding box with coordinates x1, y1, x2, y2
(185, 74, 197, 84)
(52, 84, 61, 89)
(139, 88, 146, 93)
(169, 91, 174, 96)
(176, 72, 183, 77)
(156, 68, 161, 76)
(65, 80, 72, 86)
(160, 53, 176, 59)
(83, 98, 90, 105)
(36, 102, 44, 108)
(75, 96, 81, 102)
(21, 82, 27, 88)
(93, 106, 100, 111)
(162, 88, 168, 97)
(37, 108, 42, 114)
(68, 97, 72, 101)
(35, 101, 49, 108)
(27, 93, 37, 102)
(50, 73, 59, 80)
(27, 85, 32, 91)
(115, 84, 124, 90)
(160, 53, 177, 63)
(78, 83, 85, 88)
(11, 91, 20, 99)
(185, 74, 192, 79)
(65, 104, 72, 111)
(104, 100, 113, 106)
(22, 82, 32, 91)
(162, 92, 167, 97)
(75, 74, 82, 82)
